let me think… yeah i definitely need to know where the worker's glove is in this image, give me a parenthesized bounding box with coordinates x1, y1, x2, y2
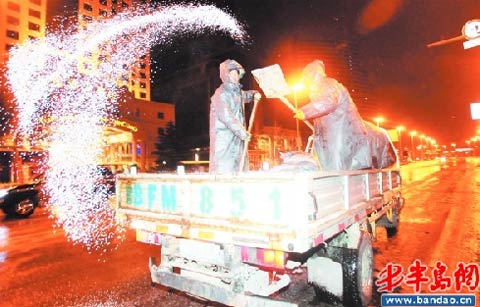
(293, 109, 305, 120)
(253, 91, 262, 103)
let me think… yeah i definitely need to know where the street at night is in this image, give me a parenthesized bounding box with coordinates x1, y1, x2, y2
(1, 158, 479, 307)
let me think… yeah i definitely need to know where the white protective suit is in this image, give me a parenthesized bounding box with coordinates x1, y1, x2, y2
(209, 59, 258, 174)
(299, 60, 396, 171)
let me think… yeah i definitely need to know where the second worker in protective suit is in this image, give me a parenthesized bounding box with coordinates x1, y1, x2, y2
(209, 59, 261, 174)
(294, 60, 396, 171)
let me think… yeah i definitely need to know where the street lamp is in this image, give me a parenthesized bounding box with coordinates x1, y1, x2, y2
(396, 126, 405, 160)
(425, 137, 432, 158)
(373, 116, 384, 128)
(292, 82, 304, 151)
(419, 134, 425, 160)
(409, 131, 417, 160)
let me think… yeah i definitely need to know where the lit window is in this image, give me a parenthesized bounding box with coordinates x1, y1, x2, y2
(7, 2, 20, 12)
(28, 9, 41, 18)
(28, 22, 40, 31)
(83, 3, 93, 11)
(7, 16, 19, 25)
(6, 30, 19, 40)
(83, 15, 93, 22)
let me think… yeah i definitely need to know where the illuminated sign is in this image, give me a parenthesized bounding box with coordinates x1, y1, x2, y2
(463, 20, 480, 49)
(470, 102, 480, 120)
(113, 119, 138, 132)
(40, 116, 138, 131)
(463, 19, 480, 40)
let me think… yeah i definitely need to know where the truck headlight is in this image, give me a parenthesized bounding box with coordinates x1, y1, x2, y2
(0, 189, 8, 199)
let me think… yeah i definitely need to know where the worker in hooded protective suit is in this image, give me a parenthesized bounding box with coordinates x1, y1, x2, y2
(294, 60, 396, 171)
(209, 59, 261, 174)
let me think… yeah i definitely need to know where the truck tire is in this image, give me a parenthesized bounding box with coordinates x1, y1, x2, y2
(5, 196, 39, 218)
(341, 232, 373, 307)
(387, 197, 404, 237)
(377, 198, 403, 238)
(385, 225, 398, 238)
(383, 206, 400, 238)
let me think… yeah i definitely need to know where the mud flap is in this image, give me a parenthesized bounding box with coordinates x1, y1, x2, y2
(311, 231, 373, 307)
(307, 256, 343, 298)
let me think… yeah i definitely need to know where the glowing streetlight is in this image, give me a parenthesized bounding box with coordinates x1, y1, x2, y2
(396, 125, 405, 160)
(425, 137, 432, 156)
(373, 116, 384, 128)
(419, 134, 426, 159)
(292, 82, 305, 92)
(292, 82, 305, 150)
(409, 131, 417, 160)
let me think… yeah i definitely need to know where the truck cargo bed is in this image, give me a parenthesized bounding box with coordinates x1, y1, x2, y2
(115, 169, 401, 253)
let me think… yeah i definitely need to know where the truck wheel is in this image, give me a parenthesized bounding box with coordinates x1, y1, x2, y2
(342, 232, 373, 307)
(385, 225, 398, 237)
(12, 197, 37, 218)
(377, 202, 401, 238)
(384, 207, 400, 238)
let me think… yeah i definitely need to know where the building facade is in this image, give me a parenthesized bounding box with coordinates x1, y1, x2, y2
(0, 0, 47, 182)
(0, 0, 173, 181)
(115, 91, 175, 171)
(77, 0, 151, 101)
(0, 0, 46, 65)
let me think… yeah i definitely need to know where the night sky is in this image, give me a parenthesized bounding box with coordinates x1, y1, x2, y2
(46, 0, 480, 146)
(206, 0, 480, 146)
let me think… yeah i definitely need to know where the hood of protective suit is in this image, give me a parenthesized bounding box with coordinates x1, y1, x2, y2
(219, 59, 245, 83)
(302, 60, 326, 85)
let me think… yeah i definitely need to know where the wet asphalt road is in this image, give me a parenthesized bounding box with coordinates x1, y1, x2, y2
(1, 157, 479, 307)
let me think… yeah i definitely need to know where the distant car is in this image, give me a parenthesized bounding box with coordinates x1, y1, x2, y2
(0, 180, 42, 218)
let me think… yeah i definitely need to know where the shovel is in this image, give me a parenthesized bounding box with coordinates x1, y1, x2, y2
(251, 64, 314, 131)
(238, 98, 260, 172)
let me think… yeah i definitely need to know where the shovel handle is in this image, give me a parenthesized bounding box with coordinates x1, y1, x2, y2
(278, 97, 314, 131)
(239, 99, 260, 172)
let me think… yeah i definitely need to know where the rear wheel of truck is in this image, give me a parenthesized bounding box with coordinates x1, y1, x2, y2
(385, 225, 398, 237)
(341, 232, 373, 307)
(382, 206, 400, 238)
(387, 197, 404, 237)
